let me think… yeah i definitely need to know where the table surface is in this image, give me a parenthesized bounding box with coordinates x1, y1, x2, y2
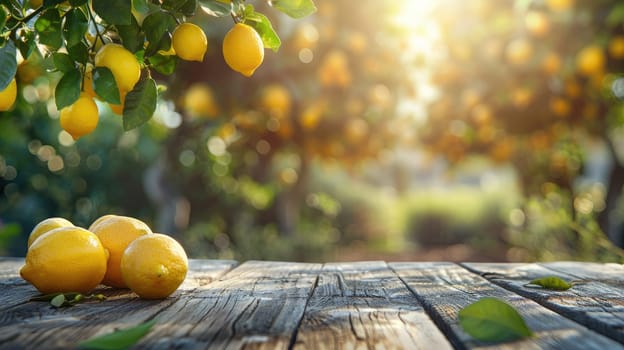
(1, 258, 624, 349)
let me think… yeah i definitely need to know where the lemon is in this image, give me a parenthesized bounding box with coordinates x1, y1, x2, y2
(20, 226, 109, 294)
(259, 84, 291, 119)
(60, 93, 99, 140)
(183, 83, 219, 118)
(90, 215, 152, 288)
(223, 23, 264, 77)
(121, 233, 188, 299)
(94, 43, 141, 93)
(172, 23, 207, 62)
(576, 45, 605, 77)
(0, 78, 17, 111)
(27, 217, 73, 248)
(88, 214, 118, 231)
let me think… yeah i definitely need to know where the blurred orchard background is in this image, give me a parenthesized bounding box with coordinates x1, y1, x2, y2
(2, 0, 624, 263)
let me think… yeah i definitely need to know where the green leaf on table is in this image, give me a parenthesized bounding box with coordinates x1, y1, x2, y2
(35, 9, 63, 49)
(92, 0, 131, 25)
(50, 294, 66, 308)
(55, 68, 81, 110)
(270, 0, 316, 19)
(123, 77, 157, 131)
(525, 276, 572, 291)
(198, 0, 232, 17)
(53, 52, 75, 73)
(63, 8, 89, 48)
(0, 40, 16, 91)
(78, 319, 156, 350)
(458, 297, 533, 343)
(243, 5, 280, 52)
(92, 67, 120, 104)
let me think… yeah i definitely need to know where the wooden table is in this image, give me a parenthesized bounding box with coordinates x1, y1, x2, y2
(1, 258, 624, 349)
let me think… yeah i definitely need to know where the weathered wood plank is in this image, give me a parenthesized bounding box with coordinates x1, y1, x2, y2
(134, 260, 322, 350)
(391, 262, 624, 350)
(541, 261, 624, 285)
(0, 259, 237, 350)
(0, 258, 34, 311)
(463, 262, 624, 344)
(293, 261, 453, 350)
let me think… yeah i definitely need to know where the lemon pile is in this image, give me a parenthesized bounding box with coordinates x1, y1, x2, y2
(20, 215, 188, 299)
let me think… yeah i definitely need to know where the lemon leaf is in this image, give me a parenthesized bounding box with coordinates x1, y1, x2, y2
(50, 294, 66, 308)
(148, 54, 177, 76)
(243, 5, 281, 52)
(78, 319, 156, 350)
(458, 297, 533, 343)
(92, 0, 132, 26)
(35, 9, 63, 50)
(123, 77, 157, 131)
(55, 68, 81, 110)
(142, 11, 176, 57)
(16, 28, 37, 60)
(198, 0, 232, 17)
(525, 276, 573, 291)
(116, 15, 145, 53)
(0, 40, 17, 90)
(63, 8, 88, 48)
(270, 0, 316, 19)
(92, 67, 121, 104)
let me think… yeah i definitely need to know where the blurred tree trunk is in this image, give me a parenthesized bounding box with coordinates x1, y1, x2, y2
(599, 136, 624, 247)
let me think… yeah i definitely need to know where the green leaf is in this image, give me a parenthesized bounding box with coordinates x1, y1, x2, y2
(163, 0, 197, 16)
(0, 40, 17, 90)
(132, 0, 149, 13)
(148, 53, 177, 75)
(69, 0, 88, 6)
(63, 8, 88, 48)
(123, 77, 157, 131)
(78, 320, 156, 350)
(67, 42, 89, 65)
(198, 0, 232, 17)
(16, 28, 37, 60)
(55, 68, 81, 110)
(50, 294, 65, 308)
(458, 297, 533, 343)
(525, 276, 573, 291)
(52, 52, 75, 72)
(35, 9, 63, 49)
(141, 11, 176, 57)
(270, 0, 316, 19)
(116, 15, 145, 53)
(92, 67, 120, 104)
(243, 5, 280, 52)
(92, 0, 131, 25)
(0, 6, 7, 30)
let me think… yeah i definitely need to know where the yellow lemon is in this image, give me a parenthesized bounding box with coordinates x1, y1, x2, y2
(20, 226, 109, 294)
(183, 83, 219, 118)
(259, 84, 291, 119)
(576, 45, 605, 77)
(223, 23, 265, 77)
(83, 66, 97, 99)
(94, 43, 141, 93)
(0, 78, 17, 111)
(121, 233, 188, 299)
(90, 215, 152, 288)
(88, 214, 118, 231)
(172, 23, 207, 62)
(60, 93, 99, 140)
(27, 217, 73, 248)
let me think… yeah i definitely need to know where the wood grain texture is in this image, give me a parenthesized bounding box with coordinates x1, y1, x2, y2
(391, 262, 624, 350)
(0, 259, 236, 350)
(0, 258, 34, 312)
(463, 262, 624, 344)
(293, 261, 453, 350)
(135, 260, 322, 350)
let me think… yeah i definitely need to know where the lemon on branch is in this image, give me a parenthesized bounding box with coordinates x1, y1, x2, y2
(59, 93, 99, 140)
(94, 43, 141, 93)
(223, 23, 265, 77)
(172, 23, 207, 62)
